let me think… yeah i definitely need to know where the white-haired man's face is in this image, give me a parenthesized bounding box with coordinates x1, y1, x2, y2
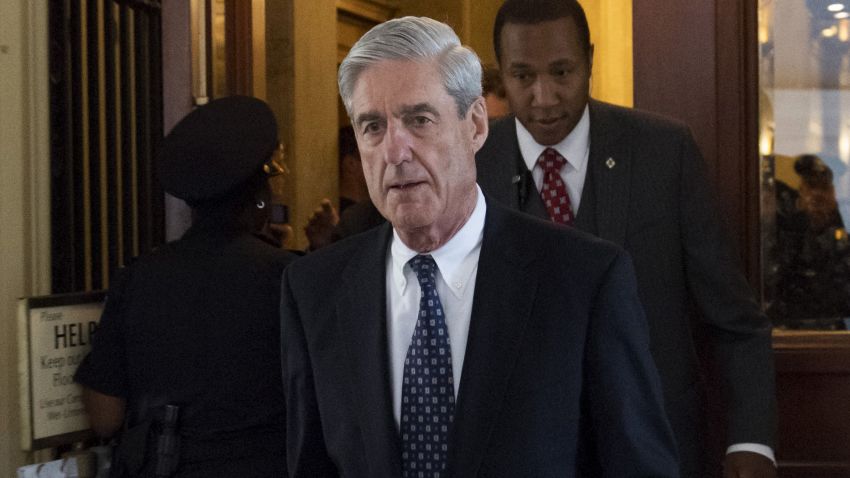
(349, 58, 488, 250)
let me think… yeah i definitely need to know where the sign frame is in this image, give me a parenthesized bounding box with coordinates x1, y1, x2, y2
(18, 291, 105, 450)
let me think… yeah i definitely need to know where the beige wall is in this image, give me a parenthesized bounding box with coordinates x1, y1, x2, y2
(581, 0, 633, 107)
(0, 0, 51, 474)
(465, 1, 502, 67)
(265, 0, 339, 250)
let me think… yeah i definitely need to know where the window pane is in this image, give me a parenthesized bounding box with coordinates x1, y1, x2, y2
(760, 0, 850, 330)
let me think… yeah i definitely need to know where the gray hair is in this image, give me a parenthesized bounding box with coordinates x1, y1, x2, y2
(338, 16, 483, 119)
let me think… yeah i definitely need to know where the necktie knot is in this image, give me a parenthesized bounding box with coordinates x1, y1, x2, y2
(538, 147, 567, 174)
(409, 254, 438, 289)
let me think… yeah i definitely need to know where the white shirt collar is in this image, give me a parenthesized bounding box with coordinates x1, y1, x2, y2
(390, 185, 486, 299)
(516, 105, 590, 172)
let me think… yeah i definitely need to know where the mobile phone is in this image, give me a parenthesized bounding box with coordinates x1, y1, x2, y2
(270, 204, 289, 224)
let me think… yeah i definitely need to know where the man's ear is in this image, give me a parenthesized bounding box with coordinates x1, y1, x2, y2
(588, 43, 595, 74)
(468, 96, 489, 153)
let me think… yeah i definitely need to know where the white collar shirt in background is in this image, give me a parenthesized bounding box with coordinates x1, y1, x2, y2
(516, 105, 590, 212)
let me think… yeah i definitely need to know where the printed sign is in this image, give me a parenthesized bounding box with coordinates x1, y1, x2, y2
(19, 292, 105, 450)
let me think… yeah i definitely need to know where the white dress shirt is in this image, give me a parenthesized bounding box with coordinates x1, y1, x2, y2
(386, 185, 486, 428)
(515, 105, 775, 465)
(516, 105, 590, 213)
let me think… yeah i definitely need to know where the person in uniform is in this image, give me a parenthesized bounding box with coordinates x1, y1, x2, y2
(74, 96, 298, 477)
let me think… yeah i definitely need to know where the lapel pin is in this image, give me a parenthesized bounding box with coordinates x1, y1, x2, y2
(605, 157, 616, 169)
(511, 174, 522, 184)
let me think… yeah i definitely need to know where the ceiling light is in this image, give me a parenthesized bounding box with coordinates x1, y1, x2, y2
(829, 3, 846, 12)
(836, 11, 850, 18)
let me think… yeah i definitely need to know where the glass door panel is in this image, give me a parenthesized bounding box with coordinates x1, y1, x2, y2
(760, 0, 850, 330)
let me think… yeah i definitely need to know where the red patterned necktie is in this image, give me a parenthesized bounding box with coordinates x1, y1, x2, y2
(537, 147, 575, 225)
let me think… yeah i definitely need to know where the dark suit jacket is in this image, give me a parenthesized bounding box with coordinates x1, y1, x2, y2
(282, 200, 678, 477)
(476, 100, 777, 473)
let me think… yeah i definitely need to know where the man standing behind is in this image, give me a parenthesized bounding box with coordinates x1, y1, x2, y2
(477, 1, 777, 476)
(282, 15, 678, 478)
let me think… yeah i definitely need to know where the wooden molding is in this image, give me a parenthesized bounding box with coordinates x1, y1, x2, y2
(225, 0, 252, 96)
(773, 330, 850, 350)
(335, 0, 397, 23)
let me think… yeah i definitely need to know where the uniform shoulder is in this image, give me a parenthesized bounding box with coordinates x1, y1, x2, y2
(251, 240, 302, 271)
(119, 240, 177, 271)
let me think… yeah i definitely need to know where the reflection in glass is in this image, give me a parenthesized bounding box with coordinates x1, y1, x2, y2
(768, 155, 850, 322)
(760, 0, 850, 329)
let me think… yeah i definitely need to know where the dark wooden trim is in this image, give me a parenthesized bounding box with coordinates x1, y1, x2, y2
(71, 0, 87, 291)
(775, 463, 850, 478)
(225, 0, 253, 96)
(104, 0, 121, 276)
(774, 330, 850, 351)
(714, 0, 762, 289)
(336, 0, 396, 23)
(49, 0, 74, 293)
(119, 2, 135, 261)
(775, 335, 850, 474)
(633, 0, 761, 283)
(632, 2, 762, 475)
(632, 0, 717, 165)
(87, 0, 104, 290)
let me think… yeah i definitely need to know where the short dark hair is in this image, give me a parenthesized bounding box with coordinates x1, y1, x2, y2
(493, 0, 591, 63)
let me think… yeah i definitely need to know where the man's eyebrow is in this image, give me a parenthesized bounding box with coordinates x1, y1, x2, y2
(354, 111, 384, 127)
(398, 103, 440, 118)
(508, 58, 572, 69)
(550, 59, 577, 68)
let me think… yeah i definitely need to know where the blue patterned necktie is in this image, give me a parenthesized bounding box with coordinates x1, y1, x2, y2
(400, 254, 455, 478)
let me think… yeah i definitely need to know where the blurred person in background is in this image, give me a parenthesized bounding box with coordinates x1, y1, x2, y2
(482, 64, 511, 119)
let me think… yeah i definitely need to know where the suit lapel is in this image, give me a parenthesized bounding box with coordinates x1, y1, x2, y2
(586, 100, 631, 246)
(477, 118, 549, 220)
(335, 224, 403, 476)
(448, 203, 538, 477)
(500, 120, 549, 220)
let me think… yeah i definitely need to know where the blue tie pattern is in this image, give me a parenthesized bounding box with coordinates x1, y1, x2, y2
(401, 255, 455, 478)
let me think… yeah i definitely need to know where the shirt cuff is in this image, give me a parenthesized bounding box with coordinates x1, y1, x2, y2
(726, 443, 776, 466)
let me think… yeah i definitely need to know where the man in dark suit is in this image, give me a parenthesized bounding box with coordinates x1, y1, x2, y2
(476, 1, 777, 476)
(282, 15, 678, 478)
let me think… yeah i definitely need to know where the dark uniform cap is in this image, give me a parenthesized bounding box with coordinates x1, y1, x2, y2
(158, 95, 278, 203)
